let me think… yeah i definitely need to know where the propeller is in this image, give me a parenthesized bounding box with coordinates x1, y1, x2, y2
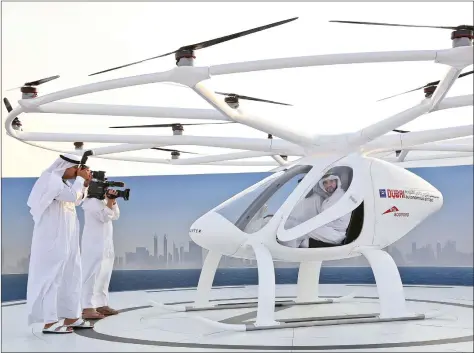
(109, 122, 234, 129)
(377, 70, 474, 102)
(3, 97, 22, 129)
(215, 92, 292, 106)
(151, 147, 198, 155)
(3, 97, 13, 113)
(6, 75, 60, 91)
(329, 20, 473, 31)
(89, 17, 298, 76)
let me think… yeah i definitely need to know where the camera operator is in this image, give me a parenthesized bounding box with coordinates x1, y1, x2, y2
(80, 188, 121, 320)
(26, 153, 94, 333)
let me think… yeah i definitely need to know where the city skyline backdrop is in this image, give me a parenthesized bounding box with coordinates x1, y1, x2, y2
(1, 165, 473, 274)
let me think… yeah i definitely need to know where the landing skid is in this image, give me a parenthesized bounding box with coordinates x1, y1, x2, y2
(147, 247, 442, 332)
(149, 292, 355, 312)
(196, 311, 441, 332)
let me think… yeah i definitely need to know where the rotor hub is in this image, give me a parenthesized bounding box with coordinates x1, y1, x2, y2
(21, 86, 38, 99)
(171, 151, 180, 159)
(74, 142, 84, 150)
(224, 95, 240, 109)
(172, 124, 184, 135)
(12, 117, 22, 131)
(423, 85, 437, 98)
(451, 28, 474, 39)
(175, 49, 196, 66)
(451, 29, 473, 47)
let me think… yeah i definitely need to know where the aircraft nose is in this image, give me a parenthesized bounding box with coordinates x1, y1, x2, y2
(189, 211, 249, 256)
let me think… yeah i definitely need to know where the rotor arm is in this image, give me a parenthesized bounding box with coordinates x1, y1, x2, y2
(362, 125, 474, 153)
(349, 71, 472, 148)
(209, 50, 439, 76)
(23, 102, 231, 121)
(432, 94, 473, 112)
(192, 81, 318, 147)
(427, 66, 466, 112)
(13, 131, 303, 154)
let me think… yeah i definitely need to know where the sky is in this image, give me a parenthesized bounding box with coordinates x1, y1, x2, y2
(1, 164, 472, 271)
(1, 2, 473, 178)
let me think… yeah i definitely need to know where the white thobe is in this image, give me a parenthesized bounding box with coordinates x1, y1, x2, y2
(300, 188, 351, 246)
(281, 185, 351, 247)
(27, 177, 86, 325)
(80, 198, 120, 309)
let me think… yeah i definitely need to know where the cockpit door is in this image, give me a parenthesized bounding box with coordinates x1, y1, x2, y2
(276, 154, 368, 243)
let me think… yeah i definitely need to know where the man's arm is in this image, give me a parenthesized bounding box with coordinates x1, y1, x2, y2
(111, 202, 120, 221)
(75, 186, 89, 206)
(83, 198, 117, 223)
(54, 176, 86, 203)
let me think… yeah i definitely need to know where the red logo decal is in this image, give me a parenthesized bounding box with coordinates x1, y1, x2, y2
(387, 189, 406, 199)
(383, 206, 399, 215)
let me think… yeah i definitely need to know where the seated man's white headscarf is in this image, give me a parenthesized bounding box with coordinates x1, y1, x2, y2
(27, 153, 82, 224)
(318, 174, 342, 196)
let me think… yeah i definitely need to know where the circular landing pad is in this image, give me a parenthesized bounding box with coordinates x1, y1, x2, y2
(77, 295, 473, 351)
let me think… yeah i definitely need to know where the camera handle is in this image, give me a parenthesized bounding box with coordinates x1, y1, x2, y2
(80, 150, 93, 169)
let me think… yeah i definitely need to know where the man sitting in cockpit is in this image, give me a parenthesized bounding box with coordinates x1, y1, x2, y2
(283, 174, 351, 248)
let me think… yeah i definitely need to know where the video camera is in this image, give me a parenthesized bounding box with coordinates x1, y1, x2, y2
(87, 170, 130, 201)
(78, 150, 130, 201)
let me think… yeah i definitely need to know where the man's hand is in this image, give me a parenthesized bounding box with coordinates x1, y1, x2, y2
(105, 190, 118, 209)
(84, 171, 93, 187)
(77, 167, 91, 184)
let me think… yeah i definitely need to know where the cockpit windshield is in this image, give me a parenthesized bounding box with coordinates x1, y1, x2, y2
(214, 165, 313, 233)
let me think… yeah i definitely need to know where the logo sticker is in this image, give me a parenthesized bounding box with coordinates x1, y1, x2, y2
(387, 189, 406, 199)
(383, 206, 409, 217)
(383, 206, 399, 215)
(379, 188, 440, 202)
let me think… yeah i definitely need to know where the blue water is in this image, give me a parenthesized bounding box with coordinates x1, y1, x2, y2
(2, 267, 473, 302)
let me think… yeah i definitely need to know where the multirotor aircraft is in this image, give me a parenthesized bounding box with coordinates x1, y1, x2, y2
(3, 17, 473, 332)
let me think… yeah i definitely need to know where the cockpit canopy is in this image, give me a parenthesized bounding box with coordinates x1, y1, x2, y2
(214, 164, 355, 235)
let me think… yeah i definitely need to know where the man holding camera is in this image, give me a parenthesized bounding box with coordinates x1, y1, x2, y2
(26, 153, 94, 334)
(80, 188, 121, 320)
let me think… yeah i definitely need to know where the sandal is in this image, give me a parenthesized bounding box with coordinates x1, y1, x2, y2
(82, 309, 105, 320)
(65, 318, 94, 329)
(42, 321, 74, 334)
(96, 306, 119, 316)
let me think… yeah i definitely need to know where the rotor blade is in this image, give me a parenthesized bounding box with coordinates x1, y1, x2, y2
(6, 86, 23, 92)
(89, 17, 298, 76)
(3, 98, 13, 113)
(24, 75, 60, 86)
(88, 51, 176, 76)
(377, 87, 424, 102)
(420, 70, 474, 89)
(109, 122, 235, 129)
(151, 147, 199, 154)
(215, 92, 292, 106)
(329, 20, 464, 30)
(180, 17, 298, 51)
(378, 70, 474, 102)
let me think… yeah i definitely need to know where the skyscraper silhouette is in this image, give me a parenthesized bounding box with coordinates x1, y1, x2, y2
(154, 235, 158, 258)
(163, 234, 168, 266)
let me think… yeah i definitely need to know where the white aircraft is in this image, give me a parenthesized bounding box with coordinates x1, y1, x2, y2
(3, 17, 473, 332)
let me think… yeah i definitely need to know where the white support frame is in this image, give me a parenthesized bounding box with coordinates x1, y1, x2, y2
(3, 43, 473, 166)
